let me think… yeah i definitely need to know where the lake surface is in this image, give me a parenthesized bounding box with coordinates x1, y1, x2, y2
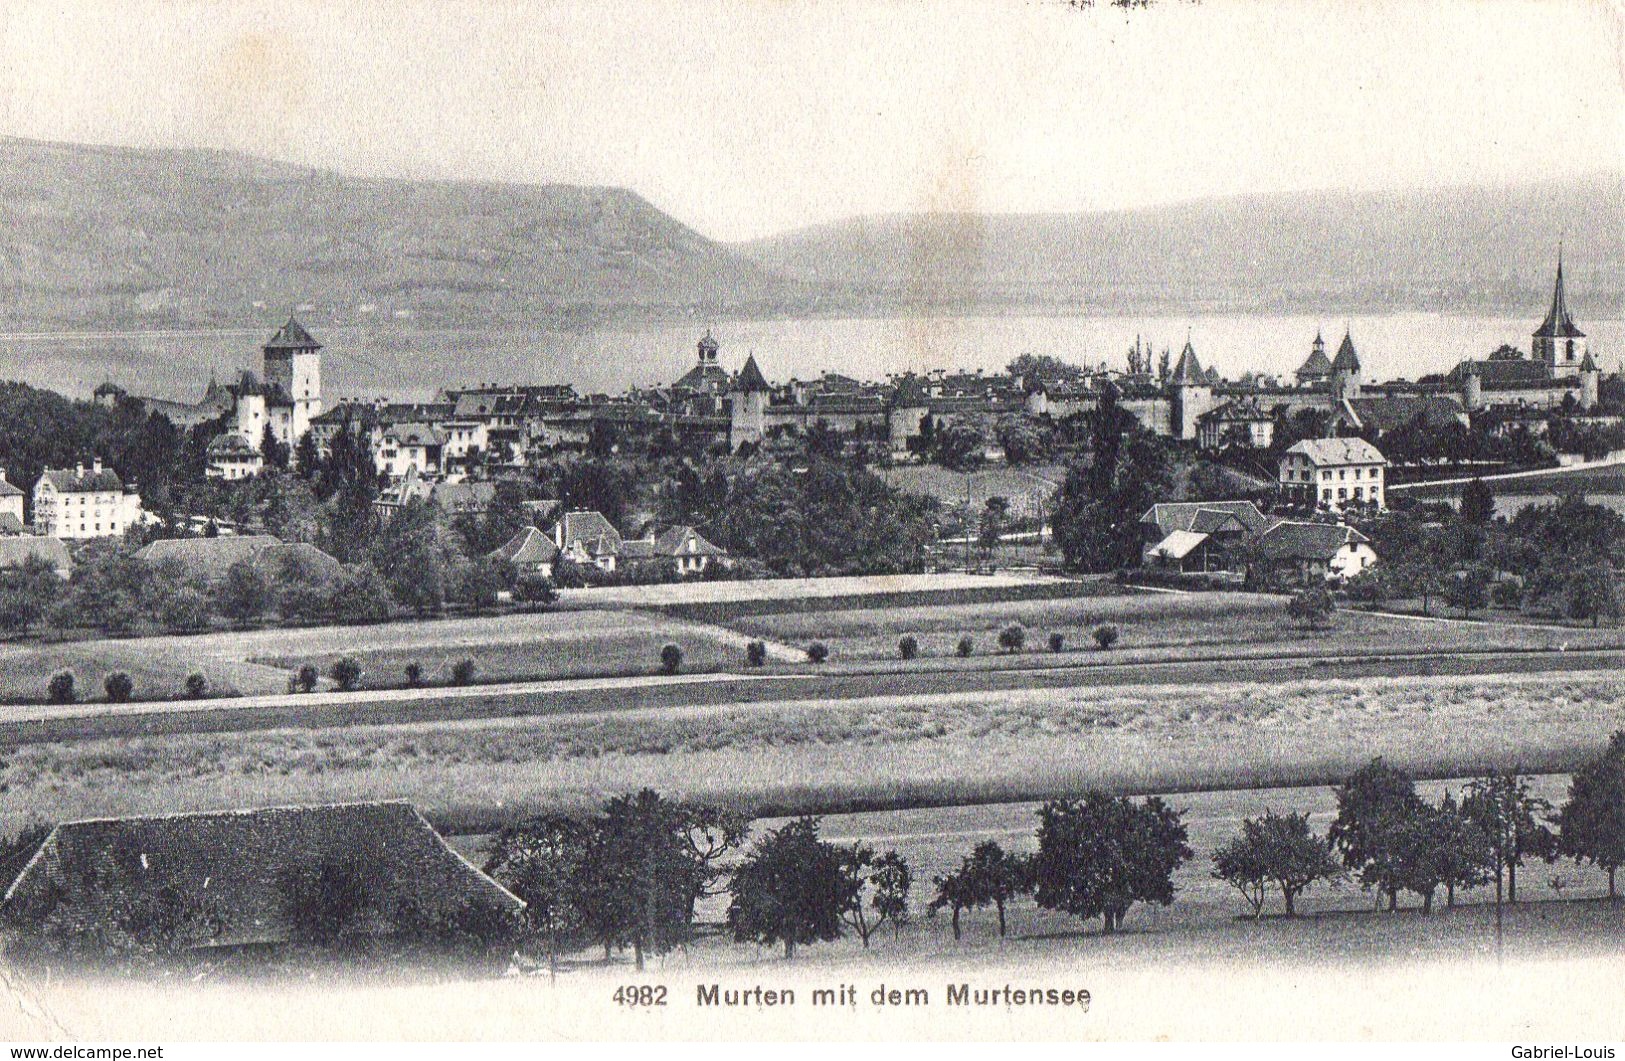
(2, 311, 1620, 404)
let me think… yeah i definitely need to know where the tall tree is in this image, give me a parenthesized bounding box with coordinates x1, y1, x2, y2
(726, 817, 854, 959)
(1558, 731, 1625, 898)
(1032, 791, 1191, 933)
(1327, 757, 1424, 912)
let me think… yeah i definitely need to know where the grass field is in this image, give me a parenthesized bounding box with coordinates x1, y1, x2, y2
(4, 670, 1620, 834)
(1398, 462, 1625, 498)
(723, 591, 1625, 663)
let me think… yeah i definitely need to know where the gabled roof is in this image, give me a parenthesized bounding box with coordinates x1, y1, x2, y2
(1139, 500, 1271, 538)
(1284, 437, 1387, 466)
(1256, 520, 1371, 562)
(383, 422, 444, 447)
(0, 535, 71, 574)
(39, 466, 125, 494)
(0, 512, 25, 536)
(553, 510, 622, 553)
(653, 525, 727, 557)
(1533, 256, 1585, 340)
(1341, 396, 1466, 434)
(263, 316, 323, 353)
(489, 525, 559, 567)
(1149, 529, 1211, 561)
(0, 477, 22, 497)
(135, 534, 281, 582)
(734, 354, 770, 394)
(1170, 341, 1206, 384)
(206, 433, 263, 458)
(1331, 332, 1360, 372)
(0, 802, 522, 951)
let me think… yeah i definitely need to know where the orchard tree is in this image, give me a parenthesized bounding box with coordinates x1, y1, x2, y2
(1328, 757, 1424, 911)
(1557, 731, 1625, 898)
(1032, 791, 1192, 933)
(0, 555, 61, 635)
(1565, 564, 1622, 629)
(215, 558, 272, 626)
(1286, 586, 1335, 630)
(836, 844, 912, 947)
(962, 840, 1032, 938)
(1212, 810, 1344, 918)
(1463, 771, 1558, 906)
(726, 817, 855, 959)
(484, 814, 594, 977)
(1444, 566, 1491, 618)
(1459, 478, 1496, 527)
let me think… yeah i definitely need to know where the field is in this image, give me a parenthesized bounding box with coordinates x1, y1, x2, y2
(1398, 462, 1625, 498)
(875, 463, 1064, 518)
(721, 591, 1625, 664)
(4, 670, 1620, 834)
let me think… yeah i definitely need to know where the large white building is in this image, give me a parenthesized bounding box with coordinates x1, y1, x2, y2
(1278, 437, 1388, 512)
(32, 459, 145, 540)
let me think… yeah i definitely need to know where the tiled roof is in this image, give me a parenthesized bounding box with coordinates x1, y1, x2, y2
(136, 534, 281, 582)
(734, 355, 770, 393)
(1331, 332, 1360, 372)
(0, 477, 22, 497)
(263, 316, 323, 352)
(1170, 341, 1205, 384)
(653, 525, 727, 557)
(0, 512, 25, 535)
(1343, 396, 1465, 433)
(554, 511, 621, 553)
(1140, 501, 1271, 538)
(0, 535, 71, 573)
(40, 466, 125, 493)
(207, 433, 262, 458)
(1297, 339, 1333, 378)
(1284, 437, 1387, 466)
(1256, 520, 1370, 562)
(1148, 529, 1210, 561)
(0, 802, 522, 950)
(489, 526, 559, 567)
(384, 422, 444, 447)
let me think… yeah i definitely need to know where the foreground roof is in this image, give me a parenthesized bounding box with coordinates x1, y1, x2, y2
(1, 802, 522, 950)
(1256, 520, 1371, 561)
(1139, 500, 1271, 538)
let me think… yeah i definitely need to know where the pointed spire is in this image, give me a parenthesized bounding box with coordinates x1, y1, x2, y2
(1170, 338, 1205, 383)
(1331, 329, 1360, 372)
(1535, 248, 1585, 339)
(734, 353, 769, 393)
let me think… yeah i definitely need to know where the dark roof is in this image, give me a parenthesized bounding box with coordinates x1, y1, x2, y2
(1297, 335, 1333, 379)
(1448, 357, 1560, 389)
(672, 362, 731, 394)
(1331, 332, 1360, 372)
(1170, 341, 1205, 384)
(1343, 396, 1466, 433)
(653, 525, 727, 557)
(206, 433, 262, 458)
(0, 535, 71, 574)
(0, 512, 25, 535)
(734, 354, 770, 393)
(0, 476, 22, 497)
(1256, 520, 1371, 562)
(1534, 257, 1584, 340)
(489, 526, 559, 567)
(554, 510, 622, 553)
(1199, 397, 1272, 423)
(1140, 501, 1271, 538)
(0, 802, 522, 950)
(136, 534, 281, 582)
(263, 316, 323, 353)
(40, 466, 125, 493)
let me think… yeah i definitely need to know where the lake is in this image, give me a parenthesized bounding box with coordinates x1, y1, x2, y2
(1, 310, 1620, 404)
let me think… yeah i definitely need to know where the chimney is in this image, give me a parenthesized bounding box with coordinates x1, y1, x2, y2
(0, 467, 7, 485)
(93, 457, 104, 475)
(74, 462, 84, 478)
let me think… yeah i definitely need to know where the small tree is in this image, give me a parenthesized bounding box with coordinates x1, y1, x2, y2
(660, 643, 683, 675)
(1286, 586, 1335, 630)
(746, 640, 768, 667)
(1048, 632, 1066, 653)
(805, 641, 830, 664)
(927, 868, 977, 941)
(47, 670, 76, 704)
(838, 845, 912, 947)
(961, 840, 1032, 938)
(1444, 566, 1490, 619)
(1464, 770, 1558, 906)
(216, 559, 272, 627)
(869, 850, 913, 941)
(997, 624, 1026, 653)
(484, 813, 593, 978)
(103, 671, 134, 703)
(899, 635, 919, 660)
(1213, 810, 1344, 918)
(1558, 730, 1625, 897)
(956, 635, 974, 658)
(1328, 757, 1424, 912)
(451, 658, 477, 686)
(727, 817, 856, 958)
(184, 672, 209, 699)
(1092, 624, 1119, 650)
(291, 663, 320, 694)
(330, 656, 363, 691)
(1565, 564, 1622, 629)
(404, 662, 424, 687)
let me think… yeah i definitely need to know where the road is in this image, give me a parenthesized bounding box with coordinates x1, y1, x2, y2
(3, 641, 1621, 745)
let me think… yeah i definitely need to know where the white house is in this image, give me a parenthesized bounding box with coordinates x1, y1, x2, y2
(1254, 520, 1378, 584)
(32, 460, 145, 540)
(0, 468, 25, 531)
(1279, 437, 1387, 512)
(376, 423, 445, 480)
(206, 433, 265, 480)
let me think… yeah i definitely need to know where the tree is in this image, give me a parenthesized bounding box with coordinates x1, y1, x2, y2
(728, 817, 857, 958)
(0, 555, 61, 636)
(1286, 586, 1335, 629)
(927, 867, 978, 940)
(835, 843, 912, 948)
(103, 671, 134, 703)
(1212, 810, 1344, 918)
(1565, 564, 1622, 628)
(1444, 566, 1490, 618)
(215, 559, 272, 626)
(160, 585, 213, 632)
(660, 643, 683, 675)
(1464, 771, 1558, 906)
(1328, 757, 1424, 912)
(1460, 478, 1496, 527)
(330, 656, 363, 691)
(997, 623, 1026, 653)
(963, 840, 1032, 938)
(899, 635, 919, 660)
(260, 424, 290, 472)
(451, 658, 478, 685)
(329, 563, 394, 624)
(1032, 791, 1192, 933)
(1558, 731, 1625, 897)
(47, 670, 76, 704)
(978, 496, 1010, 564)
(184, 672, 209, 699)
(746, 640, 768, 667)
(292, 431, 320, 477)
(484, 814, 594, 977)
(1092, 624, 1119, 649)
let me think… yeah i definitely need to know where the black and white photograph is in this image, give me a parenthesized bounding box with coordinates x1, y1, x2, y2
(0, 0, 1620, 1046)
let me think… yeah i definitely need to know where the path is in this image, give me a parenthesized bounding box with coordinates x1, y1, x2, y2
(1390, 453, 1625, 492)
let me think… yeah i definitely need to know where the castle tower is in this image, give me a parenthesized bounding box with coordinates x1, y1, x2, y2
(1462, 360, 1484, 412)
(1533, 251, 1586, 379)
(1168, 339, 1213, 441)
(698, 330, 720, 367)
(729, 354, 770, 451)
(1329, 329, 1362, 399)
(262, 315, 323, 443)
(1579, 351, 1601, 410)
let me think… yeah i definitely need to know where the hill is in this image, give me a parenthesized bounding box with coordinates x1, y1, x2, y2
(0, 137, 796, 331)
(737, 174, 1625, 316)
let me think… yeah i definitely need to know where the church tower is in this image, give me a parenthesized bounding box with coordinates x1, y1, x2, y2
(262, 315, 323, 442)
(1533, 251, 1586, 379)
(729, 354, 770, 451)
(1329, 329, 1362, 400)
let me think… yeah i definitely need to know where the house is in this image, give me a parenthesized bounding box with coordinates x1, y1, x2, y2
(205, 433, 266, 480)
(1278, 437, 1388, 512)
(32, 460, 145, 540)
(0, 535, 72, 578)
(374, 466, 498, 519)
(1197, 397, 1276, 450)
(620, 525, 728, 577)
(135, 535, 341, 585)
(0, 802, 524, 953)
(1253, 520, 1377, 584)
(377, 423, 445, 480)
(0, 468, 24, 527)
(550, 510, 624, 571)
(488, 525, 559, 579)
(1139, 501, 1273, 573)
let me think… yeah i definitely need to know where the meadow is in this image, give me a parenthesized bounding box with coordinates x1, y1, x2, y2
(3, 670, 1619, 835)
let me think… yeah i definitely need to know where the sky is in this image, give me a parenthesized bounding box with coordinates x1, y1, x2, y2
(0, 0, 1620, 241)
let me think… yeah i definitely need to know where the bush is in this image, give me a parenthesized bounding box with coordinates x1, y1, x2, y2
(290, 663, 320, 694)
(746, 640, 768, 667)
(660, 643, 683, 675)
(330, 657, 363, 691)
(47, 670, 76, 704)
(1048, 632, 1066, 653)
(1287, 587, 1336, 629)
(103, 671, 134, 703)
(997, 624, 1026, 653)
(451, 658, 477, 686)
(1092, 624, 1120, 650)
(806, 641, 830, 664)
(1492, 580, 1524, 610)
(514, 575, 557, 606)
(898, 635, 919, 661)
(404, 662, 424, 687)
(956, 635, 974, 658)
(184, 672, 209, 699)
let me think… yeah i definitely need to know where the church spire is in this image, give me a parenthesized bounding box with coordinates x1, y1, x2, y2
(1535, 248, 1584, 340)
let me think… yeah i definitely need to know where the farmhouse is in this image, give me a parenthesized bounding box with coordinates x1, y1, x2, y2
(621, 525, 729, 576)
(0, 802, 524, 952)
(1253, 520, 1377, 583)
(1139, 501, 1273, 573)
(551, 510, 624, 571)
(135, 535, 341, 585)
(488, 525, 559, 578)
(1278, 437, 1388, 512)
(32, 460, 146, 540)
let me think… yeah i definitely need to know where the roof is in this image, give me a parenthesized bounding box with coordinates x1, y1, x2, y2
(1342, 396, 1466, 434)
(39, 466, 125, 494)
(206, 433, 263, 458)
(0, 802, 523, 951)
(1199, 397, 1272, 424)
(1331, 332, 1360, 372)
(653, 525, 727, 557)
(1140, 501, 1271, 538)
(0, 512, 25, 535)
(734, 354, 770, 394)
(1283, 437, 1387, 466)
(0, 476, 22, 497)
(384, 422, 444, 447)
(1149, 530, 1210, 561)
(1170, 341, 1206, 384)
(1449, 356, 1560, 389)
(262, 316, 323, 353)
(0, 535, 71, 573)
(1579, 351, 1600, 372)
(1533, 257, 1585, 340)
(489, 525, 559, 567)
(1256, 520, 1371, 562)
(672, 362, 731, 394)
(1297, 335, 1333, 378)
(133, 535, 337, 584)
(256, 541, 342, 583)
(553, 510, 622, 553)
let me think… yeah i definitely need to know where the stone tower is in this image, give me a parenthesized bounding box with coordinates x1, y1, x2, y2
(262, 315, 323, 442)
(1329, 330, 1362, 400)
(729, 354, 770, 451)
(1533, 251, 1586, 380)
